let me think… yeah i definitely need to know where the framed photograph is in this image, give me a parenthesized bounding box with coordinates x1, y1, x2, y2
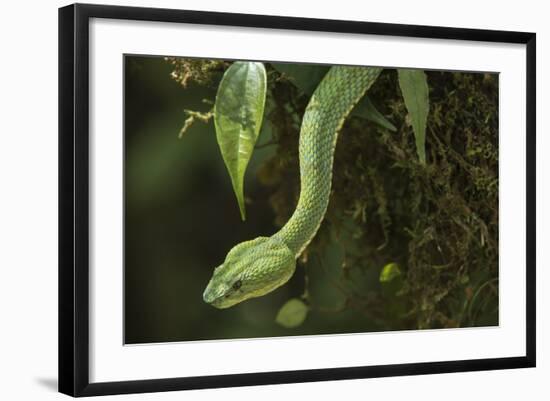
(58, 3, 536, 397)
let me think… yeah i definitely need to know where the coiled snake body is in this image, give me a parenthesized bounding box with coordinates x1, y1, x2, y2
(203, 66, 382, 308)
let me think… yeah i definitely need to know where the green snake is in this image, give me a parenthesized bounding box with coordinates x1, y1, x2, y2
(203, 65, 382, 308)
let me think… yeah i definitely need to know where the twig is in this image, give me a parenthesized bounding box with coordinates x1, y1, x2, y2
(178, 109, 214, 138)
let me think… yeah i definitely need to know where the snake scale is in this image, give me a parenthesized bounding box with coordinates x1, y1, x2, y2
(203, 65, 382, 308)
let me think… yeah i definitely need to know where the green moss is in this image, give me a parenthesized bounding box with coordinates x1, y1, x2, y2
(166, 57, 227, 88)
(261, 68, 498, 330)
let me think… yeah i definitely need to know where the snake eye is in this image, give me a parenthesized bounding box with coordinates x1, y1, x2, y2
(232, 280, 242, 291)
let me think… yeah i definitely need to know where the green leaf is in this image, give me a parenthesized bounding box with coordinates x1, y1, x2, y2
(275, 298, 309, 328)
(379, 263, 402, 283)
(272, 63, 395, 131)
(398, 69, 429, 164)
(214, 61, 267, 220)
(353, 97, 397, 132)
(270, 63, 329, 95)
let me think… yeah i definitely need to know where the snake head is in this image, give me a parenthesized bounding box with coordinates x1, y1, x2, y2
(203, 236, 295, 309)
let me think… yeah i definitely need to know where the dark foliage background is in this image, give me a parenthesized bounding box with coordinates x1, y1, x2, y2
(124, 56, 498, 344)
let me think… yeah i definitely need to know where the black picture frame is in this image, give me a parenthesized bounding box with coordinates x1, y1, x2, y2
(59, 3, 536, 397)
